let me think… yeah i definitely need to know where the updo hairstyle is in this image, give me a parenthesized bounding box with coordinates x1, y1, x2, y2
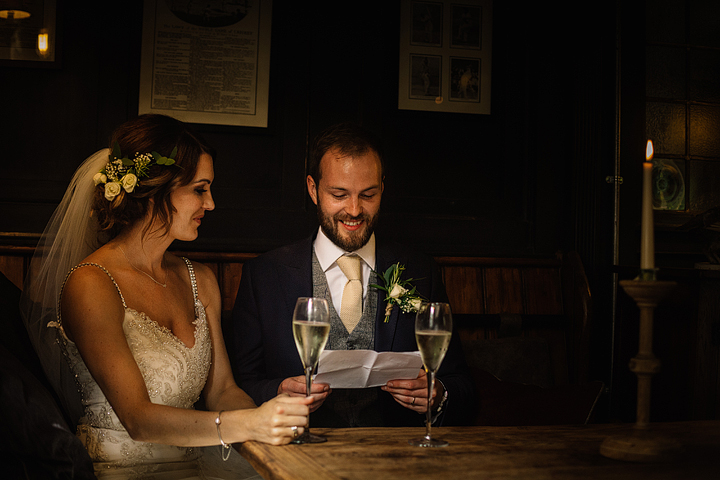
(92, 114, 215, 240)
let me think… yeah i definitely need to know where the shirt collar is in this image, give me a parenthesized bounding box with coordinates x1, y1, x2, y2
(314, 227, 376, 271)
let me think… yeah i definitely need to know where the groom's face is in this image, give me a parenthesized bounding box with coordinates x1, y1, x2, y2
(307, 148, 384, 252)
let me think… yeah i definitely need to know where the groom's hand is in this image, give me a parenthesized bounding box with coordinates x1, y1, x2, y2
(278, 375, 331, 412)
(381, 369, 440, 413)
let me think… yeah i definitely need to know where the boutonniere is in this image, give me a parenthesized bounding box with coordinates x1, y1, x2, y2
(370, 263, 425, 322)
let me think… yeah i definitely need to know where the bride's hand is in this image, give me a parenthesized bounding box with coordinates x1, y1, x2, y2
(239, 394, 312, 445)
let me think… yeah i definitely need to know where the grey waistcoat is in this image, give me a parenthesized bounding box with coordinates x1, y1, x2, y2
(311, 252, 382, 426)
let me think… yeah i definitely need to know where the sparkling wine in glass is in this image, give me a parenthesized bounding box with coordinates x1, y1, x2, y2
(409, 302, 452, 447)
(291, 297, 330, 444)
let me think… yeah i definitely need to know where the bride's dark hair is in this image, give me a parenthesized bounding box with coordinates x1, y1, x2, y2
(93, 114, 215, 241)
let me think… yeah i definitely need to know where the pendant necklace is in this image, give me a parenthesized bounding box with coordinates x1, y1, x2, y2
(118, 245, 168, 288)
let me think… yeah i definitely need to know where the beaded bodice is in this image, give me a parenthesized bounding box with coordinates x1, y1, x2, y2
(50, 259, 212, 468)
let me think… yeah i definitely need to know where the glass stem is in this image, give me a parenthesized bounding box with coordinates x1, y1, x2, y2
(305, 365, 313, 431)
(425, 369, 435, 439)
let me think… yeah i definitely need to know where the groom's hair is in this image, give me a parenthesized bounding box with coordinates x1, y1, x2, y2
(308, 122, 384, 184)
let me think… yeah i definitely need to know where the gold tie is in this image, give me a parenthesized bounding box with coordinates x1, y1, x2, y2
(336, 255, 363, 333)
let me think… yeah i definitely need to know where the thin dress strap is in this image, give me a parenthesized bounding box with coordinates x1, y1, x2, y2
(56, 263, 127, 326)
(182, 257, 199, 303)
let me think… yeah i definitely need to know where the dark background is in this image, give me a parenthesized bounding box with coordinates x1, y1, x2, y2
(2, 1, 719, 422)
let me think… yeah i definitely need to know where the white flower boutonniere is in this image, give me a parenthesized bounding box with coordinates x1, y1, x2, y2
(370, 263, 425, 323)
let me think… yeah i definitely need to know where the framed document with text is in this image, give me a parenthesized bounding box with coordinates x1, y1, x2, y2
(399, 0, 492, 115)
(139, 0, 272, 127)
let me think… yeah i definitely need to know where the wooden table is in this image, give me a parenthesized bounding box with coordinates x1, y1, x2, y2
(238, 422, 720, 479)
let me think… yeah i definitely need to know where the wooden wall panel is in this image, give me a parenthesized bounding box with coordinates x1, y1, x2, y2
(484, 267, 524, 314)
(443, 266, 485, 314)
(221, 263, 244, 314)
(522, 268, 564, 315)
(2, 247, 592, 387)
(0, 255, 24, 290)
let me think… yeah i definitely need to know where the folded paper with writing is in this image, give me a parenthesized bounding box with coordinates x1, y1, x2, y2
(314, 350, 422, 388)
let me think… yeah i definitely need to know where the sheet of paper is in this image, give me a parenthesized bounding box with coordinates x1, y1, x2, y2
(314, 350, 423, 388)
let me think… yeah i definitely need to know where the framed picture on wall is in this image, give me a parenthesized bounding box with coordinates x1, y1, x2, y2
(409, 54, 442, 99)
(410, 1, 443, 47)
(450, 4, 482, 49)
(399, 0, 492, 114)
(449, 57, 480, 102)
(0, 0, 59, 67)
(138, 0, 272, 127)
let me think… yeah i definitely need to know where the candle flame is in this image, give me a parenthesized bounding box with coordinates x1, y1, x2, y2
(646, 140, 654, 161)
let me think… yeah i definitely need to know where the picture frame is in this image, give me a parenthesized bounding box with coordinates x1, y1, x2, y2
(409, 54, 442, 99)
(138, 0, 272, 127)
(0, 0, 59, 68)
(399, 0, 492, 114)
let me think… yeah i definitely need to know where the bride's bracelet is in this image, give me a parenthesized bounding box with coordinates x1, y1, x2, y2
(215, 411, 232, 461)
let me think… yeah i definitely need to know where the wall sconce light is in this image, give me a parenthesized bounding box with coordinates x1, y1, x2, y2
(0, 9, 31, 20)
(37, 28, 49, 56)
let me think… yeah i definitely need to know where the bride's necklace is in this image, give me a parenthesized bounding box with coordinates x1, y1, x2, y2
(118, 245, 168, 288)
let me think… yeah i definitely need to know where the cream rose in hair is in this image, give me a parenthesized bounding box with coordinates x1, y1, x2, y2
(121, 173, 138, 193)
(104, 181, 122, 201)
(94, 142, 177, 202)
(93, 172, 107, 186)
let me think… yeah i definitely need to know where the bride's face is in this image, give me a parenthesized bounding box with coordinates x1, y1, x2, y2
(167, 153, 215, 241)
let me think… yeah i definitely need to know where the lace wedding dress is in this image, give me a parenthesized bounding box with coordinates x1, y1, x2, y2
(51, 259, 259, 480)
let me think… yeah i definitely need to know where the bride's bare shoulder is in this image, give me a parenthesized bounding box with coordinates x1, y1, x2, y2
(63, 248, 125, 297)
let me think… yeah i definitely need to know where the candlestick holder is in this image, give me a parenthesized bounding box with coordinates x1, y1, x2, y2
(599, 279, 683, 462)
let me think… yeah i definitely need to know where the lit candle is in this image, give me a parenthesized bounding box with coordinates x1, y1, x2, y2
(641, 140, 654, 271)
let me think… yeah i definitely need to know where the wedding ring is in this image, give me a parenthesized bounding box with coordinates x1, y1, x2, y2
(291, 425, 298, 438)
(411, 397, 416, 405)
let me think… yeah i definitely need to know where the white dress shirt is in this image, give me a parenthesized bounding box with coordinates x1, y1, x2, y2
(313, 227, 376, 315)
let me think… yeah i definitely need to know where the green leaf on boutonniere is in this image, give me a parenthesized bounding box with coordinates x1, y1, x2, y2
(370, 263, 426, 322)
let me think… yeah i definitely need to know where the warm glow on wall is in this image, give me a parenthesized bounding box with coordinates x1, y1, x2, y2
(0, 9, 31, 20)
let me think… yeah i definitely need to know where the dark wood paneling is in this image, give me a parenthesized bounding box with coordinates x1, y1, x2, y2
(0, 1, 585, 257)
(523, 267, 564, 315)
(483, 267, 523, 314)
(443, 266, 485, 315)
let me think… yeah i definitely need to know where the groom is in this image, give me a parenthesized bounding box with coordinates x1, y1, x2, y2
(229, 123, 474, 427)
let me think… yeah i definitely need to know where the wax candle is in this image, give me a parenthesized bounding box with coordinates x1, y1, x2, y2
(640, 140, 654, 270)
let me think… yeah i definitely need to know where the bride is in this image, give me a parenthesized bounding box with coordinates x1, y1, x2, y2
(21, 114, 310, 479)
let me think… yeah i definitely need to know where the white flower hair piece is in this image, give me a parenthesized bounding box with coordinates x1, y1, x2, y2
(95, 142, 177, 201)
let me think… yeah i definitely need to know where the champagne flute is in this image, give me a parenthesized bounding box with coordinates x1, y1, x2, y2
(291, 297, 331, 444)
(409, 302, 452, 447)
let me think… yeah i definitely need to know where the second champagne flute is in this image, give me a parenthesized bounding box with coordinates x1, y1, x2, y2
(291, 297, 331, 444)
(409, 302, 453, 447)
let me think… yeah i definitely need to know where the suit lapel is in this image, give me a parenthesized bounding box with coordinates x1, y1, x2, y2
(374, 241, 407, 351)
(277, 237, 314, 315)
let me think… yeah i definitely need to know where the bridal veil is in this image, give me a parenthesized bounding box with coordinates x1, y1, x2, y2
(20, 149, 110, 425)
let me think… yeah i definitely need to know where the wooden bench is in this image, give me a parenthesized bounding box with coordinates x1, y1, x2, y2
(0, 246, 591, 387)
(438, 252, 592, 387)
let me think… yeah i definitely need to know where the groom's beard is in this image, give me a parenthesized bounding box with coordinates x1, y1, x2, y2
(317, 200, 378, 252)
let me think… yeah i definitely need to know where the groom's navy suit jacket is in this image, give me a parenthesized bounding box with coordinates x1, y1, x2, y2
(229, 235, 474, 427)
